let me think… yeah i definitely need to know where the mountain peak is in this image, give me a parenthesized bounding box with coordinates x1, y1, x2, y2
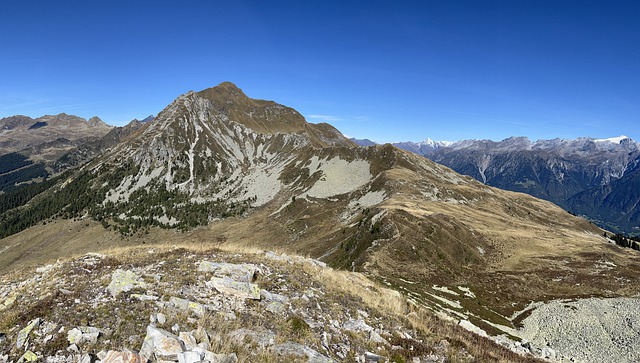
(88, 116, 109, 128)
(196, 81, 248, 103)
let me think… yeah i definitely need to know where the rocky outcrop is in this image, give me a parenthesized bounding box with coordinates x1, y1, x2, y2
(0, 248, 492, 363)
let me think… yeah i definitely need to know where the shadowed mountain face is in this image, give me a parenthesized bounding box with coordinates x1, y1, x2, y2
(567, 154, 640, 234)
(2, 82, 640, 342)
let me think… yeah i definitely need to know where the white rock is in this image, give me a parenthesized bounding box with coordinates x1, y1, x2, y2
(157, 313, 167, 325)
(139, 325, 185, 361)
(177, 350, 203, 363)
(179, 332, 198, 350)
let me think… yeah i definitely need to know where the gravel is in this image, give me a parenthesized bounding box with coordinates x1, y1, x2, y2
(518, 297, 640, 363)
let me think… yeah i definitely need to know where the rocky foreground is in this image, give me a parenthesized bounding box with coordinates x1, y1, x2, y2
(0, 246, 539, 363)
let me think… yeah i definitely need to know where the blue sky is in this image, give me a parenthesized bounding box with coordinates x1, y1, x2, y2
(1, 1, 638, 143)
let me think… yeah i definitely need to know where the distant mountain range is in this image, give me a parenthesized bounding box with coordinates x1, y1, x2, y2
(352, 136, 640, 234)
(0, 114, 153, 193)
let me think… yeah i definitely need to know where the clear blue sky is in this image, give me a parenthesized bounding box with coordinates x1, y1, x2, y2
(1, 1, 638, 143)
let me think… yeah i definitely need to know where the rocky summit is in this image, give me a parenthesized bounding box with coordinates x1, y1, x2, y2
(2, 82, 640, 362)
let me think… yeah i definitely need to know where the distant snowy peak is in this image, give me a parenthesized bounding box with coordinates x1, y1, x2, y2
(419, 138, 454, 148)
(594, 135, 633, 144)
(356, 134, 638, 156)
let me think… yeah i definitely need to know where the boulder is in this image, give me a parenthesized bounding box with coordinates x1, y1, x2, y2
(178, 332, 197, 351)
(207, 277, 260, 300)
(107, 269, 146, 297)
(197, 261, 259, 282)
(139, 325, 184, 361)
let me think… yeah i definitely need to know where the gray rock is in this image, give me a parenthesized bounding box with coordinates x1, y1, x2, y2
(107, 269, 146, 297)
(369, 330, 388, 345)
(197, 261, 259, 282)
(67, 328, 83, 345)
(229, 328, 275, 349)
(207, 277, 260, 300)
(264, 251, 293, 263)
(541, 347, 556, 360)
(260, 289, 289, 303)
(170, 296, 207, 317)
(364, 351, 386, 362)
(261, 290, 289, 314)
(343, 319, 373, 333)
(517, 297, 640, 363)
(201, 351, 237, 363)
(193, 326, 210, 346)
(17, 318, 40, 349)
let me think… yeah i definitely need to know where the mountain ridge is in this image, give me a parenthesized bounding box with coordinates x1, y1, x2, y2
(351, 135, 640, 234)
